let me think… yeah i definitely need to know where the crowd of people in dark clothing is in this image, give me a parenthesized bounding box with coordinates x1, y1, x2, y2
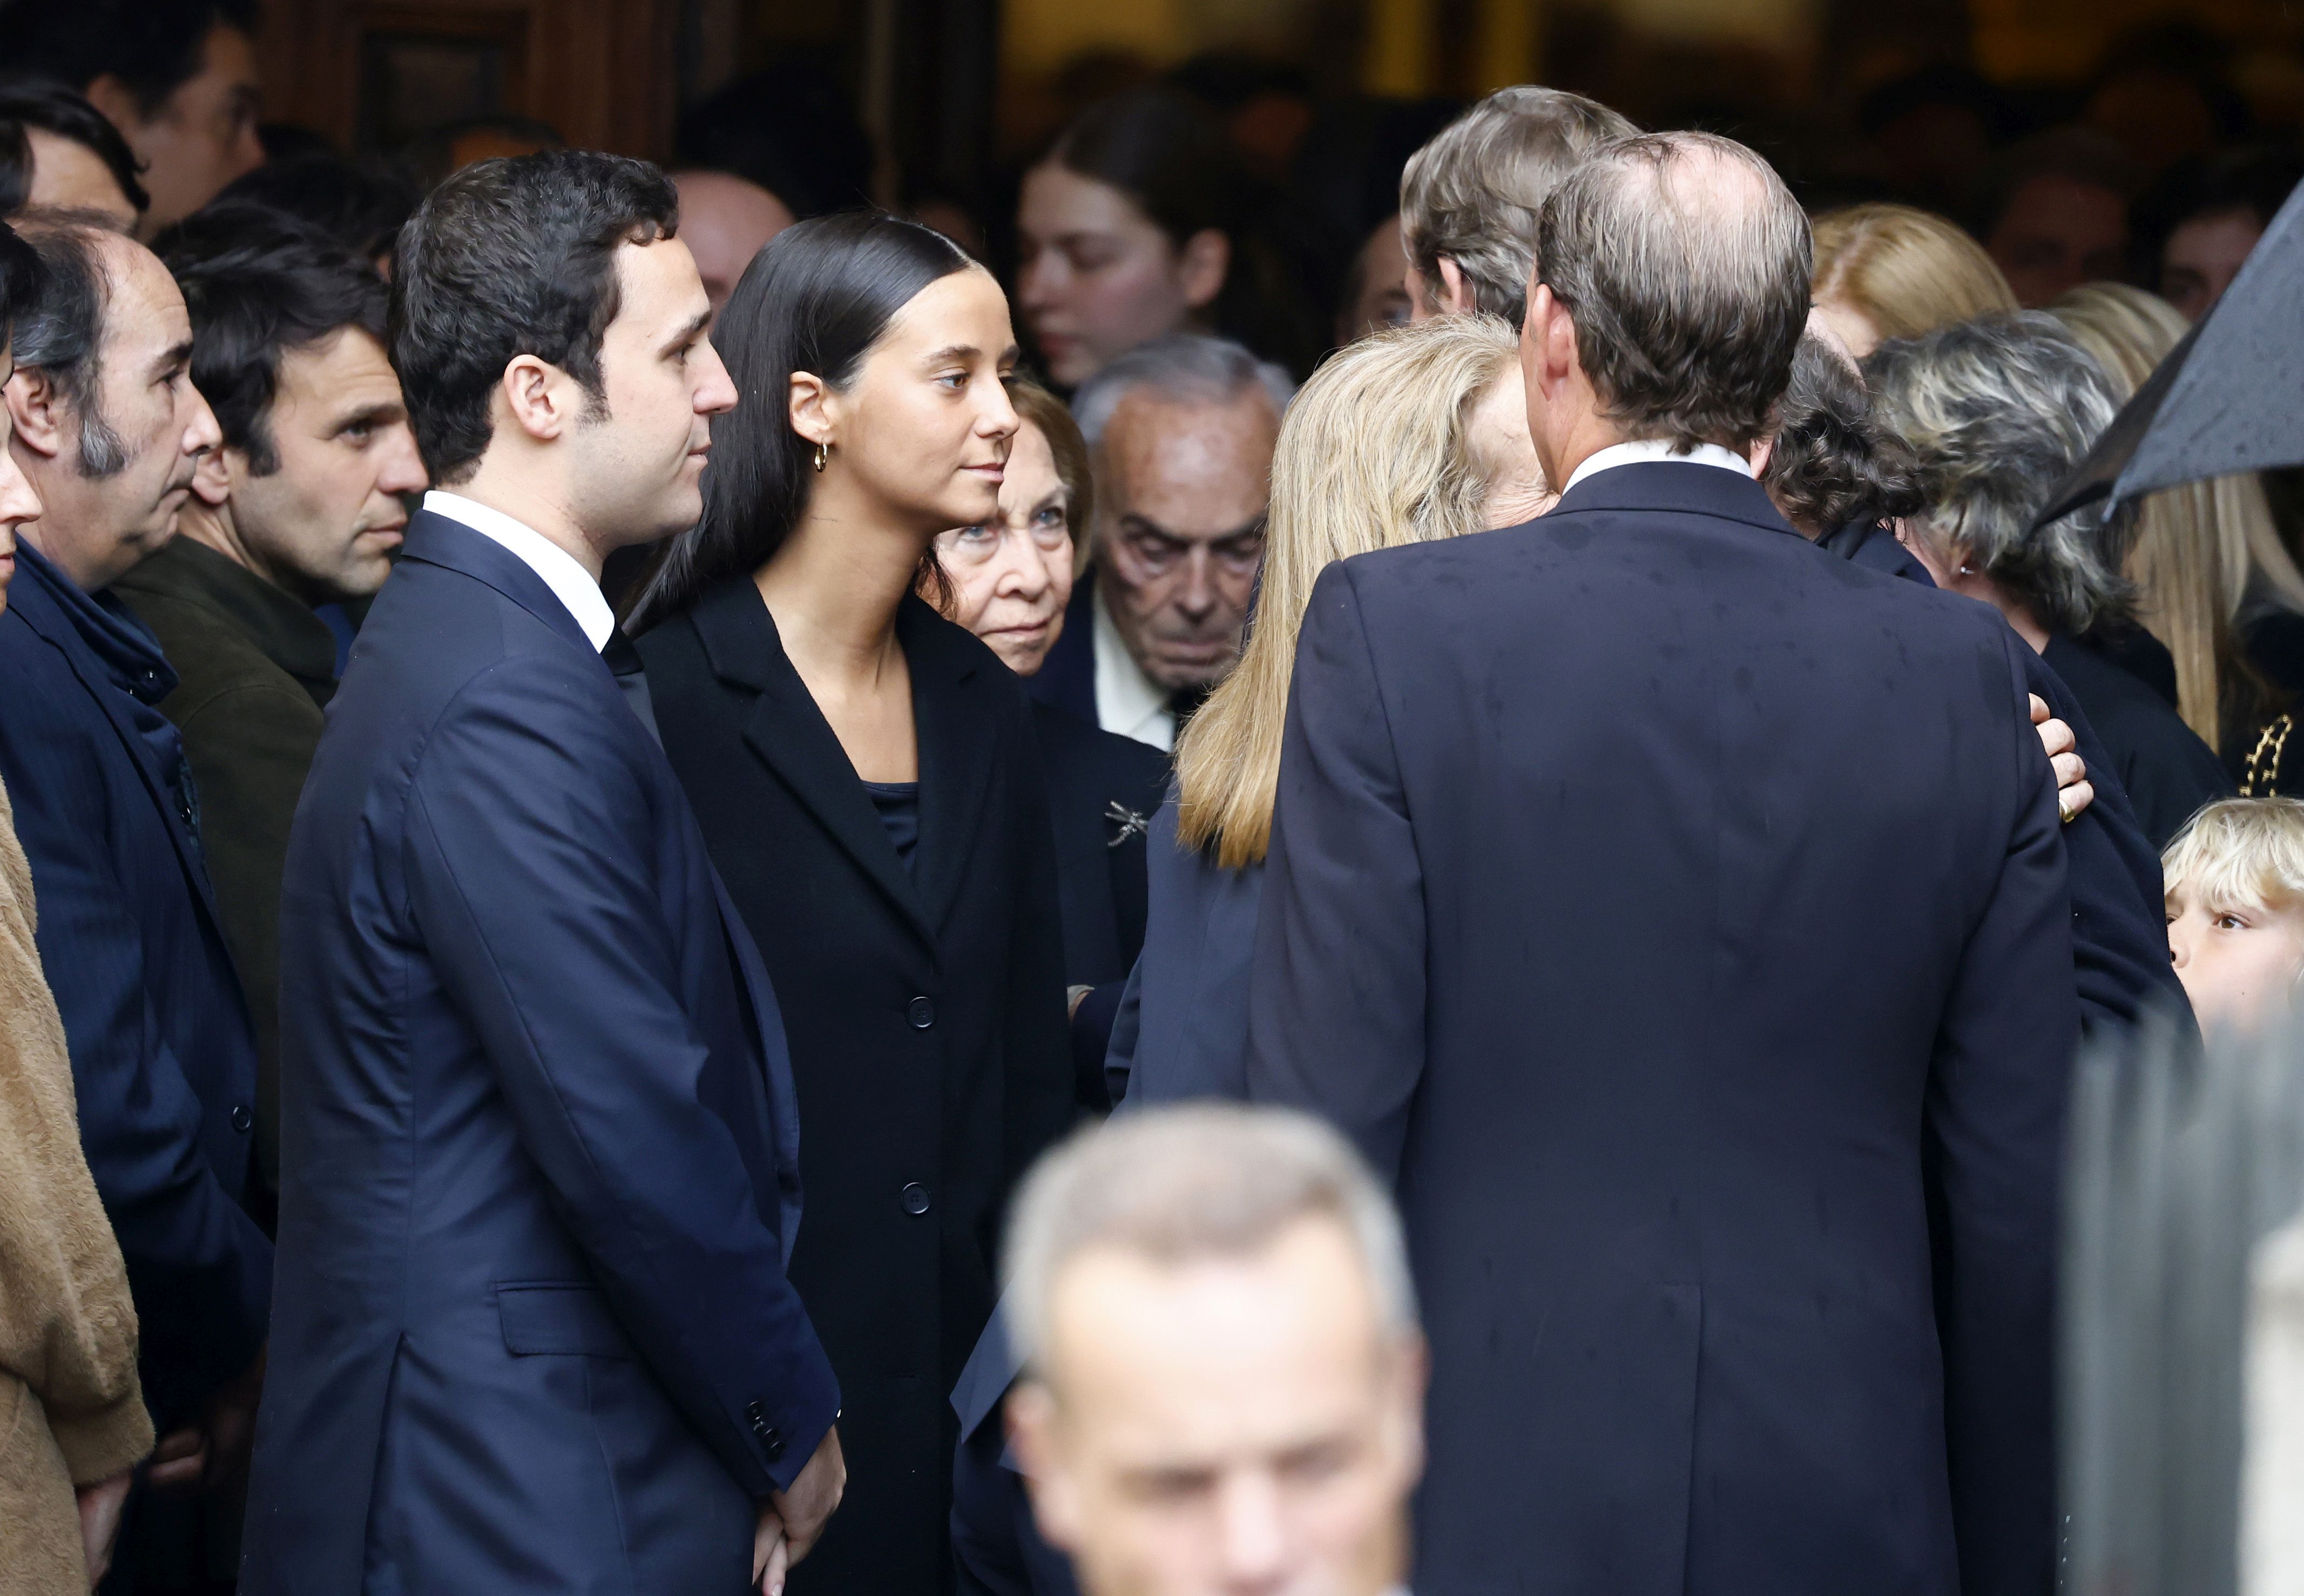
(2, 1, 2303, 1594)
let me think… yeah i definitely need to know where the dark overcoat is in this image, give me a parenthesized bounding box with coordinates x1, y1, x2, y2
(638, 581, 1076, 1596)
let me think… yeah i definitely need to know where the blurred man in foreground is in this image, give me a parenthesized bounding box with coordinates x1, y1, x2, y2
(1006, 1104, 1425, 1596)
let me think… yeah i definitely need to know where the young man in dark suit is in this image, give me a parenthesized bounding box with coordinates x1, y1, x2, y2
(0, 212, 270, 1580)
(116, 210, 427, 1209)
(240, 152, 842, 1595)
(1248, 132, 2078, 1594)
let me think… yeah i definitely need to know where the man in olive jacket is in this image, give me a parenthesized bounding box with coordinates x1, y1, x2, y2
(116, 211, 424, 1196)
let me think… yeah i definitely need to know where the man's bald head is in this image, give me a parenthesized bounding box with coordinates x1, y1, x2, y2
(670, 168, 794, 328)
(1532, 131, 1809, 451)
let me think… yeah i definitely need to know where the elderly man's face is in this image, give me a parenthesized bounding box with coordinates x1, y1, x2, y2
(1011, 1215, 1424, 1596)
(671, 170, 795, 329)
(1093, 386, 1276, 692)
(5, 235, 221, 590)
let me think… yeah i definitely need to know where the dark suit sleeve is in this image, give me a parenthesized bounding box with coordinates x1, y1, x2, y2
(402, 654, 838, 1498)
(173, 681, 325, 1195)
(0, 693, 271, 1422)
(1925, 625, 2078, 1596)
(1244, 563, 1428, 1179)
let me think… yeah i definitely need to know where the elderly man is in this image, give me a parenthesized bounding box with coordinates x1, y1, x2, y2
(1249, 131, 2077, 1594)
(0, 212, 267, 1577)
(1399, 84, 1633, 326)
(1029, 333, 1288, 752)
(1004, 1104, 1425, 1596)
(113, 212, 427, 1206)
(0, 1, 265, 236)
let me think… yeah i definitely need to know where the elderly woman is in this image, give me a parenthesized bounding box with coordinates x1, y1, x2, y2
(922, 378, 1168, 1087)
(1110, 312, 1546, 1105)
(1867, 313, 2232, 847)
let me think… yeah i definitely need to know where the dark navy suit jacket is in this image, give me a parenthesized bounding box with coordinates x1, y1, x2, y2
(1249, 464, 2077, 1596)
(1023, 574, 1099, 727)
(240, 513, 837, 1594)
(0, 538, 269, 1426)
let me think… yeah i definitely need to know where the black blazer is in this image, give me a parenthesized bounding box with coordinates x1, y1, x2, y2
(1031, 699, 1165, 989)
(2042, 631, 2233, 849)
(638, 582, 1075, 1596)
(1249, 463, 2077, 1595)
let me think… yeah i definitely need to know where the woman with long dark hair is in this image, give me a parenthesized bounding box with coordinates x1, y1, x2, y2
(631, 213, 1075, 1595)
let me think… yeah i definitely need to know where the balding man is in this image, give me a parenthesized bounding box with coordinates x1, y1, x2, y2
(1004, 1105, 1424, 1596)
(1249, 132, 2075, 1593)
(672, 168, 795, 328)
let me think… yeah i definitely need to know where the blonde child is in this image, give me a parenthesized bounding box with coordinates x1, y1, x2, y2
(2164, 797, 2304, 1040)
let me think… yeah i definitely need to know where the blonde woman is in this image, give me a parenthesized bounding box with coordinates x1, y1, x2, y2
(1812, 202, 2019, 357)
(1111, 313, 1545, 1105)
(2051, 282, 2304, 788)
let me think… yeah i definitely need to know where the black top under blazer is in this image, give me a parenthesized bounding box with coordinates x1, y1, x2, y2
(1249, 463, 2079, 1596)
(637, 581, 1076, 1596)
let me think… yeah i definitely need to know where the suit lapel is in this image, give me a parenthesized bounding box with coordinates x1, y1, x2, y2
(691, 581, 937, 951)
(906, 597, 998, 939)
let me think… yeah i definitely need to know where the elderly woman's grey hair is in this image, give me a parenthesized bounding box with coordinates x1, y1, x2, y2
(1002, 1103, 1420, 1379)
(1070, 330, 1295, 451)
(1864, 312, 2136, 637)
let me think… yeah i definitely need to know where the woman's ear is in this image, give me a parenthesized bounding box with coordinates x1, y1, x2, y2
(1177, 229, 1231, 312)
(788, 370, 835, 448)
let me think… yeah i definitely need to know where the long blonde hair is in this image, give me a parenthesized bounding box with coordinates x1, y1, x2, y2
(2051, 282, 2304, 743)
(1812, 203, 2018, 341)
(1174, 315, 1519, 869)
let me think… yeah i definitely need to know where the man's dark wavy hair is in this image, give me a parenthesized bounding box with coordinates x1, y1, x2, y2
(161, 203, 387, 475)
(388, 150, 678, 485)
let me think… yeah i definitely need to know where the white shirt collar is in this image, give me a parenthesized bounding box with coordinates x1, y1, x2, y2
(423, 490, 616, 653)
(1560, 439, 1755, 498)
(1091, 583, 1175, 753)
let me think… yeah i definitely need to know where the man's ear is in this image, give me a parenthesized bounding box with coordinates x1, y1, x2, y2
(81, 75, 149, 138)
(5, 368, 67, 462)
(1004, 1381, 1082, 1554)
(1436, 257, 1476, 316)
(190, 444, 233, 508)
(497, 354, 577, 445)
(1177, 228, 1231, 312)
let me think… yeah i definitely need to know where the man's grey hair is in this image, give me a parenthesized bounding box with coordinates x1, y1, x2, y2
(1070, 332, 1294, 452)
(1003, 1103, 1418, 1377)
(1399, 86, 1636, 328)
(10, 210, 129, 477)
(1536, 131, 1809, 451)
(1864, 313, 2135, 637)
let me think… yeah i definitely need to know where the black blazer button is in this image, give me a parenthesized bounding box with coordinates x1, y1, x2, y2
(901, 1181, 931, 1215)
(229, 1105, 254, 1133)
(907, 995, 936, 1030)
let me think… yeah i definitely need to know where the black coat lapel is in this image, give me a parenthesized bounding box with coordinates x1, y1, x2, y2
(904, 597, 999, 938)
(690, 581, 937, 951)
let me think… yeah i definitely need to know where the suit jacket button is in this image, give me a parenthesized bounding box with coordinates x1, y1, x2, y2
(907, 996, 936, 1030)
(761, 1426, 785, 1460)
(901, 1181, 931, 1215)
(229, 1105, 254, 1133)
(745, 1399, 766, 1424)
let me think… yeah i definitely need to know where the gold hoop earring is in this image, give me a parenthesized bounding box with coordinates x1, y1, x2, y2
(813, 442, 828, 473)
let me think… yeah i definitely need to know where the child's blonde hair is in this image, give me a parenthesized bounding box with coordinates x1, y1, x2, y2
(2161, 797, 2304, 912)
